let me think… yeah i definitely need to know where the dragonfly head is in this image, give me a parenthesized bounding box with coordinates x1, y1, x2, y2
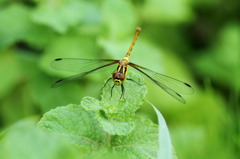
(112, 72, 126, 85)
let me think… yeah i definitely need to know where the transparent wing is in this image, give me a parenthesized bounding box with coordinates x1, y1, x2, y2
(51, 58, 119, 88)
(51, 58, 119, 73)
(129, 63, 194, 104)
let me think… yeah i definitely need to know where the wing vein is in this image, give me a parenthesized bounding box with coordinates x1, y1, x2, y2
(51, 60, 118, 88)
(129, 63, 194, 104)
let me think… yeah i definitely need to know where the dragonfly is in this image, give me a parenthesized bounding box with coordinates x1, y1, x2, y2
(51, 28, 194, 104)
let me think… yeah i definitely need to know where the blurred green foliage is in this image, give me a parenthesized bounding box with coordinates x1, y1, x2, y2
(0, 0, 239, 159)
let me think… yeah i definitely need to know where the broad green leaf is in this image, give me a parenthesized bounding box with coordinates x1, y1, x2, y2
(37, 96, 160, 158)
(0, 118, 80, 159)
(112, 117, 159, 159)
(38, 104, 106, 149)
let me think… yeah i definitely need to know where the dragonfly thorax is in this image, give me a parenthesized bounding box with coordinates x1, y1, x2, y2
(112, 72, 126, 85)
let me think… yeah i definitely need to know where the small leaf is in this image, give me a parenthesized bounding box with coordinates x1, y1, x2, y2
(96, 73, 147, 135)
(81, 96, 135, 135)
(101, 72, 147, 121)
(147, 100, 175, 159)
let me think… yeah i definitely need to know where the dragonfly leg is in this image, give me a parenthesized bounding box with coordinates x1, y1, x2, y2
(101, 77, 112, 91)
(110, 84, 116, 99)
(120, 84, 125, 100)
(126, 78, 144, 86)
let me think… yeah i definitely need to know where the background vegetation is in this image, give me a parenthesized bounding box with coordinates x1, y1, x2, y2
(0, 0, 239, 158)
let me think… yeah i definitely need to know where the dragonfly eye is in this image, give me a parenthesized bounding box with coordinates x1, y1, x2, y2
(112, 73, 125, 81)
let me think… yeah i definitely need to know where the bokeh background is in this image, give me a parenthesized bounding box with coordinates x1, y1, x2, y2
(0, 0, 239, 159)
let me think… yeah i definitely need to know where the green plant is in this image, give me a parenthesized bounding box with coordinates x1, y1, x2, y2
(35, 73, 174, 159)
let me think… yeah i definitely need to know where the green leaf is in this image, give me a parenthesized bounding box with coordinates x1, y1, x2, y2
(112, 117, 159, 159)
(101, 0, 137, 39)
(194, 24, 240, 91)
(37, 94, 160, 158)
(0, 5, 30, 49)
(38, 102, 159, 159)
(12, 52, 84, 113)
(38, 104, 106, 149)
(36, 72, 165, 158)
(30, 76, 84, 112)
(0, 118, 80, 159)
(32, 1, 100, 33)
(101, 72, 147, 121)
(147, 100, 175, 159)
(96, 116, 135, 135)
(81, 96, 135, 135)
(81, 96, 101, 111)
(85, 73, 146, 135)
(141, 0, 193, 23)
(0, 52, 22, 98)
(39, 34, 99, 76)
(0, 4, 55, 50)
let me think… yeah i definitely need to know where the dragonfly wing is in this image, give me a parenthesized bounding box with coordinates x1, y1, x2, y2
(51, 58, 119, 73)
(156, 82, 186, 104)
(51, 58, 119, 88)
(129, 63, 194, 103)
(52, 73, 88, 88)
